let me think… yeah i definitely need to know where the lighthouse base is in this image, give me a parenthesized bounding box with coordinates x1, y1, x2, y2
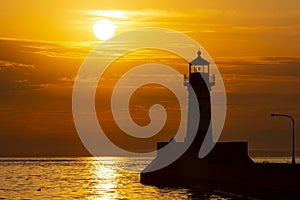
(140, 142, 300, 199)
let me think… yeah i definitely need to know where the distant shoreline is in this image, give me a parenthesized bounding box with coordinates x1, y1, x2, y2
(0, 150, 299, 158)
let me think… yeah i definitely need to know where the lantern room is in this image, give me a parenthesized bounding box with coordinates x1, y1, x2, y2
(186, 50, 215, 91)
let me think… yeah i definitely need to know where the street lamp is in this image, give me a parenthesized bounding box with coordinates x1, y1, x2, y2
(270, 113, 296, 165)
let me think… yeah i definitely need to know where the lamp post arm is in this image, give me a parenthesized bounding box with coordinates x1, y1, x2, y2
(276, 114, 294, 124)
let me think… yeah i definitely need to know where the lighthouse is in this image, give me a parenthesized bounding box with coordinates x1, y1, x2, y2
(141, 51, 298, 200)
(184, 50, 215, 157)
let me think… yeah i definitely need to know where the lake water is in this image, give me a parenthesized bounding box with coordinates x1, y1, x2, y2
(0, 156, 298, 200)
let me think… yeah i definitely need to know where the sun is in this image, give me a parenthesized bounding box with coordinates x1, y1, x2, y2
(93, 19, 116, 41)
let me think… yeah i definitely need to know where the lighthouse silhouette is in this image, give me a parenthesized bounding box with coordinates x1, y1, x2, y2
(152, 50, 215, 159)
(184, 50, 215, 158)
(141, 51, 300, 199)
(141, 48, 252, 192)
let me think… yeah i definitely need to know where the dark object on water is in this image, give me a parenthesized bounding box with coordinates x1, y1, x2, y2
(141, 52, 300, 199)
(37, 188, 42, 191)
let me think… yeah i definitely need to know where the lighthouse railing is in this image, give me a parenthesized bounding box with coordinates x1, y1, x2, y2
(210, 74, 215, 86)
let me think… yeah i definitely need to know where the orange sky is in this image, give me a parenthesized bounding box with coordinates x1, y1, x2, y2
(0, 1, 300, 156)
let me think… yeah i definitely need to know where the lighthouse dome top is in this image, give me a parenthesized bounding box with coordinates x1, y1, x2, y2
(190, 50, 210, 66)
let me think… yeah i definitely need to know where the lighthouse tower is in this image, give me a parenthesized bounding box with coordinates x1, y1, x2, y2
(184, 50, 215, 156)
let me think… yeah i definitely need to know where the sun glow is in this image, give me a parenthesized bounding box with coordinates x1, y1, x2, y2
(93, 19, 116, 41)
(95, 10, 127, 19)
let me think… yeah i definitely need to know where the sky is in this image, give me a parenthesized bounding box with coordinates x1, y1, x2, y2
(0, 0, 300, 156)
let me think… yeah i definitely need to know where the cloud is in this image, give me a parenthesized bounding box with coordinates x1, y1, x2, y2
(22, 41, 93, 60)
(75, 8, 300, 35)
(216, 56, 300, 77)
(0, 60, 37, 95)
(0, 60, 34, 70)
(0, 37, 94, 60)
(0, 39, 89, 96)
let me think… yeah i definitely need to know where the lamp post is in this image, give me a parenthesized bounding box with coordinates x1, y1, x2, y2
(270, 113, 296, 165)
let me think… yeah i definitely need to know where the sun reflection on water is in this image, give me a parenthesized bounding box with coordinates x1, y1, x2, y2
(86, 157, 194, 200)
(88, 157, 119, 200)
(94, 198, 110, 200)
(0, 157, 231, 199)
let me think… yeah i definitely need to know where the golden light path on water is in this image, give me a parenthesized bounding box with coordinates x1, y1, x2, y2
(88, 157, 189, 200)
(91, 157, 118, 199)
(1, 156, 297, 199)
(1, 157, 229, 199)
